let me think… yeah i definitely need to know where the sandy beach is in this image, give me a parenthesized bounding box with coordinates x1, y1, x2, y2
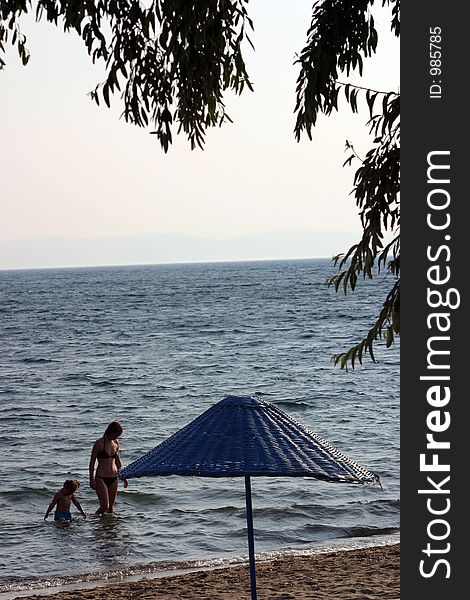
(17, 543, 399, 600)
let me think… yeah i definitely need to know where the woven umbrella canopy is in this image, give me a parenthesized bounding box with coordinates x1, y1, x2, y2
(119, 396, 379, 599)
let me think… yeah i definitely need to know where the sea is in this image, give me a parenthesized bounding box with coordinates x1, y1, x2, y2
(0, 259, 400, 598)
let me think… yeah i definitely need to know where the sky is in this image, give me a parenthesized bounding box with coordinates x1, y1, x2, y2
(0, 1, 399, 269)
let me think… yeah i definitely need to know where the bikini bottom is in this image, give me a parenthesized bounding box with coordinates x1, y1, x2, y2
(96, 476, 118, 488)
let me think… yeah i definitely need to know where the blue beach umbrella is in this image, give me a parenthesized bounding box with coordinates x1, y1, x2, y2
(119, 396, 380, 600)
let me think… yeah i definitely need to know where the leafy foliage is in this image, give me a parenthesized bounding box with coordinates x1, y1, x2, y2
(0, 0, 254, 151)
(294, 0, 400, 368)
(1, 0, 400, 368)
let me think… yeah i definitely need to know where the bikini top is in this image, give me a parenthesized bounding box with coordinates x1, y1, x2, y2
(97, 437, 118, 459)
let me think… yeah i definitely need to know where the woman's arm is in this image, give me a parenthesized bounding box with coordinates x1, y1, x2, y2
(89, 440, 99, 489)
(114, 441, 122, 469)
(114, 442, 128, 488)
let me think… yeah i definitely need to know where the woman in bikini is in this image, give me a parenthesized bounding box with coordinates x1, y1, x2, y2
(89, 421, 128, 514)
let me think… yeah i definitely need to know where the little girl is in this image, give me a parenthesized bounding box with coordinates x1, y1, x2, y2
(44, 479, 87, 521)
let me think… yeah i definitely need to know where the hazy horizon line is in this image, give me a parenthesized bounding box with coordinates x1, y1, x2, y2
(0, 255, 336, 272)
(0, 229, 358, 271)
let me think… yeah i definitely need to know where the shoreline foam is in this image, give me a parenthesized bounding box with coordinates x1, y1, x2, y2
(7, 544, 400, 600)
(1, 535, 399, 600)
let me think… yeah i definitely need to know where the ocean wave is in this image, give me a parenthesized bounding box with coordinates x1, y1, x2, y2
(0, 487, 52, 501)
(60, 373, 91, 382)
(96, 341, 142, 347)
(87, 377, 119, 386)
(21, 357, 56, 364)
(121, 491, 168, 506)
(169, 505, 242, 516)
(341, 525, 399, 538)
(0, 413, 54, 422)
(356, 498, 400, 507)
(60, 373, 121, 386)
(275, 400, 310, 409)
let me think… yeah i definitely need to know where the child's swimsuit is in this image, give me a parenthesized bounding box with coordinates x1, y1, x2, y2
(54, 510, 72, 521)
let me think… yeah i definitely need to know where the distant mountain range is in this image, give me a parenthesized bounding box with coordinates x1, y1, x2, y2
(0, 230, 360, 270)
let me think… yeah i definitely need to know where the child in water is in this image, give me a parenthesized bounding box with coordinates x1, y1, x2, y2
(44, 479, 87, 522)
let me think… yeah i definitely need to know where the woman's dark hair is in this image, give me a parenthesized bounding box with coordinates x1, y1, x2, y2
(105, 421, 123, 437)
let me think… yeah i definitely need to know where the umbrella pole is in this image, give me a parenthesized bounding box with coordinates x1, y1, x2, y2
(244, 475, 257, 600)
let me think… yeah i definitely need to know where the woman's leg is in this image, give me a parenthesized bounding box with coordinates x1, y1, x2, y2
(94, 477, 110, 514)
(106, 479, 119, 513)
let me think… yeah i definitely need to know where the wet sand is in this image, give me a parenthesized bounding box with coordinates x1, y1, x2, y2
(17, 543, 399, 599)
